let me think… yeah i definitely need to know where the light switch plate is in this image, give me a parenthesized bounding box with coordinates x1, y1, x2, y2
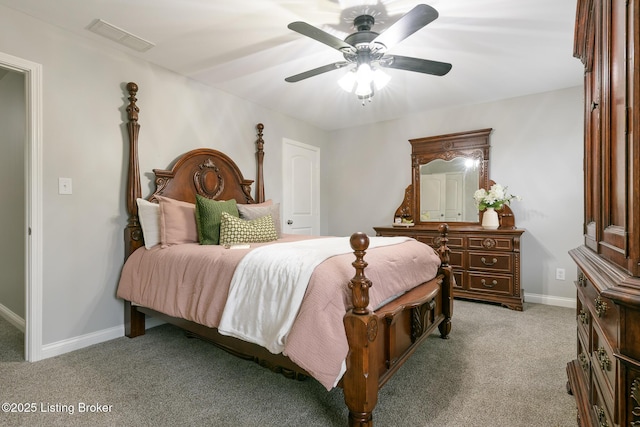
(58, 177, 72, 195)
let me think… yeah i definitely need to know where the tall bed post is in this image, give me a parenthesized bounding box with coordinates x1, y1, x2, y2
(255, 123, 265, 203)
(123, 82, 145, 337)
(124, 82, 143, 259)
(437, 223, 453, 338)
(343, 232, 378, 427)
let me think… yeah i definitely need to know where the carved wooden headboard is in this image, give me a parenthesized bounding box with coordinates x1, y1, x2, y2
(123, 82, 265, 258)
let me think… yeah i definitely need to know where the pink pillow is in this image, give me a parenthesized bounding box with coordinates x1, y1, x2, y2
(252, 199, 273, 207)
(156, 195, 198, 248)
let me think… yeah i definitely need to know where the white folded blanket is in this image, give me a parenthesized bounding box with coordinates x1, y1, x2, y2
(217, 236, 411, 354)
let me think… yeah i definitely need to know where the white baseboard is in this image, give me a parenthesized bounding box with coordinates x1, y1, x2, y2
(0, 302, 25, 332)
(40, 325, 123, 359)
(40, 317, 166, 360)
(524, 292, 576, 308)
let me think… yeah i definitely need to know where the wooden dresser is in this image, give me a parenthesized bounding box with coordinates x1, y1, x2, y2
(375, 226, 524, 311)
(566, 1, 640, 426)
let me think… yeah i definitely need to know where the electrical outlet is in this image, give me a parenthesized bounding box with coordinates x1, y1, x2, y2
(58, 177, 72, 195)
(556, 268, 566, 281)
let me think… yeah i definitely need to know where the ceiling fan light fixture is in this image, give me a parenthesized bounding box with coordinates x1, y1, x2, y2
(372, 68, 391, 90)
(338, 70, 356, 92)
(355, 62, 373, 86)
(338, 62, 389, 102)
(354, 80, 372, 97)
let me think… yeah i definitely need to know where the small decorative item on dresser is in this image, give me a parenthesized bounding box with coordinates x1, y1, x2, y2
(481, 207, 499, 229)
(473, 183, 520, 230)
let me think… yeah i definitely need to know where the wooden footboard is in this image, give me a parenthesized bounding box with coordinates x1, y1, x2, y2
(342, 227, 452, 426)
(120, 82, 452, 426)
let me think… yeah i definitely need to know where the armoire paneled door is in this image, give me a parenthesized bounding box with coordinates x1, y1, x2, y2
(566, 0, 640, 426)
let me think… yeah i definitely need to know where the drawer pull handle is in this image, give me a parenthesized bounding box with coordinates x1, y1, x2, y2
(578, 274, 586, 287)
(578, 352, 589, 372)
(594, 405, 609, 427)
(595, 296, 608, 317)
(597, 346, 611, 371)
(578, 309, 589, 325)
(480, 279, 498, 288)
(480, 257, 498, 266)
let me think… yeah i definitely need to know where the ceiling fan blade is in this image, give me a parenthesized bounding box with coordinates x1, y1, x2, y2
(372, 4, 439, 50)
(381, 55, 452, 76)
(285, 62, 349, 83)
(288, 22, 355, 52)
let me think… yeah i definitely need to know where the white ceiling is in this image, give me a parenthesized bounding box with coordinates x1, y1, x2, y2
(0, 0, 584, 131)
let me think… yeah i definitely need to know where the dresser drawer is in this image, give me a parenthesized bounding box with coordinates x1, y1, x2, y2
(468, 236, 513, 251)
(468, 252, 513, 273)
(592, 293, 619, 346)
(452, 270, 464, 290)
(576, 293, 590, 348)
(591, 322, 616, 409)
(578, 271, 619, 345)
(591, 371, 614, 427)
(417, 235, 464, 249)
(467, 272, 512, 295)
(577, 332, 590, 384)
(448, 250, 463, 268)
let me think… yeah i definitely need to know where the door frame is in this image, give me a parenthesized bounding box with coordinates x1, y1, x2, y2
(0, 51, 43, 362)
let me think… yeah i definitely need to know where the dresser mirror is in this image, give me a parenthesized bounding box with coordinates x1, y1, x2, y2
(393, 128, 497, 228)
(419, 157, 481, 222)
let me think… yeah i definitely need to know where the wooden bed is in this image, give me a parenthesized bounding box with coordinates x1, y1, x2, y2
(119, 82, 454, 426)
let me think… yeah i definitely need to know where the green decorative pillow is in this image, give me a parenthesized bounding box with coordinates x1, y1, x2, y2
(195, 195, 239, 245)
(219, 212, 278, 245)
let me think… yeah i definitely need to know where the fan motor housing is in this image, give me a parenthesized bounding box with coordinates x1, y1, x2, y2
(345, 31, 379, 48)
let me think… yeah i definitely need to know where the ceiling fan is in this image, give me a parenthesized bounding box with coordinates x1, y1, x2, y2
(285, 4, 452, 103)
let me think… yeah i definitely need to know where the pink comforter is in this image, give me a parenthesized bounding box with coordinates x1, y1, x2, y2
(116, 234, 441, 389)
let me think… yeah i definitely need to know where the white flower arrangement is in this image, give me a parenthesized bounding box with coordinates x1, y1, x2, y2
(473, 183, 521, 211)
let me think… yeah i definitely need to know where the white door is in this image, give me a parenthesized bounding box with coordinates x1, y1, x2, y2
(282, 139, 320, 235)
(421, 173, 446, 221)
(444, 172, 464, 221)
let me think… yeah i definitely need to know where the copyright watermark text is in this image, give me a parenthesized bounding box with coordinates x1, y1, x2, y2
(2, 402, 113, 415)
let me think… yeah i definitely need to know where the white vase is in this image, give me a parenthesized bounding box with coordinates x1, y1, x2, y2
(482, 207, 500, 229)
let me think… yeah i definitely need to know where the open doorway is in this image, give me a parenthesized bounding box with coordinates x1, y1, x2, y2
(0, 67, 26, 360)
(0, 51, 43, 362)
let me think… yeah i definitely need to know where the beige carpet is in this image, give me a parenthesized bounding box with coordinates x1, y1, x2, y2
(0, 299, 577, 426)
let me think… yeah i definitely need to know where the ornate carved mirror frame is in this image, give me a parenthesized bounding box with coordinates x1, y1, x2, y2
(394, 128, 516, 230)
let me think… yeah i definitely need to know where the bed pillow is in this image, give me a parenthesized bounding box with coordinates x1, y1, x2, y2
(136, 198, 160, 249)
(156, 195, 198, 248)
(251, 199, 273, 207)
(237, 202, 282, 237)
(219, 211, 278, 245)
(195, 195, 239, 245)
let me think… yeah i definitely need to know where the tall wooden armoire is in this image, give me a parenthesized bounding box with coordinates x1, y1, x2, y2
(566, 1, 640, 426)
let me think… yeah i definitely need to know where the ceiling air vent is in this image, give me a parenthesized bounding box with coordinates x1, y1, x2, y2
(87, 19, 154, 52)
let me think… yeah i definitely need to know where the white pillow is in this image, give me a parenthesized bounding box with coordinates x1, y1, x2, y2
(136, 198, 160, 249)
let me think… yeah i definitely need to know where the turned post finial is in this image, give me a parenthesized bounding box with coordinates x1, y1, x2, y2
(126, 82, 139, 123)
(349, 232, 372, 315)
